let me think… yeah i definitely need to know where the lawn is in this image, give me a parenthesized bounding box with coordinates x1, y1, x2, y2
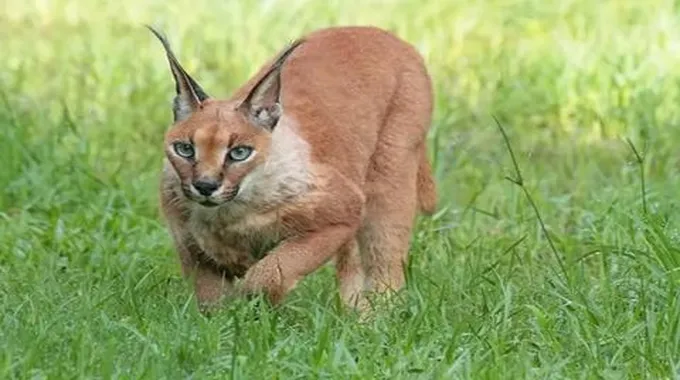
(2, 0, 680, 378)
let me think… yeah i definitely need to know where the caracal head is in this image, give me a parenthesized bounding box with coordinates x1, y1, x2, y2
(147, 26, 302, 208)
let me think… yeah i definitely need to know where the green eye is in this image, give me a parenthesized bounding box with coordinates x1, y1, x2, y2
(228, 146, 253, 161)
(173, 142, 195, 158)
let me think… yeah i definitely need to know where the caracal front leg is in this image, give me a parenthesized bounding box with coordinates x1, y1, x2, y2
(173, 235, 235, 313)
(189, 260, 235, 314)
(240, 224, 357, 305)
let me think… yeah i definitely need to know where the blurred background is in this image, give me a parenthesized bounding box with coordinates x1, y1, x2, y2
(3, 0, 680, 214)
(2, 0, 680, 377)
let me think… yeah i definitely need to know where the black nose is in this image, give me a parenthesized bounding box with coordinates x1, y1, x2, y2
(192, 180, 220, 196)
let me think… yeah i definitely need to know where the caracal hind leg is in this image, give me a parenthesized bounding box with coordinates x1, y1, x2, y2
(334, 237, 368, 311)
(357, 68, 429, 302)
(359, 150, 419, 300)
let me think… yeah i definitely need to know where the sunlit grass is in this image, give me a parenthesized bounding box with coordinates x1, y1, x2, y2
(2, 0, 680, 378)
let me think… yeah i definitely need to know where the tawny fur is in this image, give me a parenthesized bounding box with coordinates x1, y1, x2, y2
(151, 25, 437, 312)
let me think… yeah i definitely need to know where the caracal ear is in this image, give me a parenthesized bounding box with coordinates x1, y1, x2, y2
(237, 39, 304, 131)
(146, 25, 209, 123)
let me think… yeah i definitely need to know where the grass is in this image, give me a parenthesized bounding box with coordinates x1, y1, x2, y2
(2, 0, 680, 378)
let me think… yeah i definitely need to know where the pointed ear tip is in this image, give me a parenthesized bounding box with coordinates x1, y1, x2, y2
(284, 38, 305, 55)
(145, 24, 168, 43)
(291, 38, 305, 47)
(274, 38, 305, 68)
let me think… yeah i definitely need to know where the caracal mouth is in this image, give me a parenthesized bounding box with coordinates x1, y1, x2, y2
(198, 199, 221, 207)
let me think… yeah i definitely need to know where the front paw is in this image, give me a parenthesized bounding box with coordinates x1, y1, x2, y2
(239, 258, 291, 305)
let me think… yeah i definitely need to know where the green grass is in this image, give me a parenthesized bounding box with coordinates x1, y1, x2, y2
(2, 0, 680, 378)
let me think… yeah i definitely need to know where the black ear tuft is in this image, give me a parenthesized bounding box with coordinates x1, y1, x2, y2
(146, 25, 210, 122)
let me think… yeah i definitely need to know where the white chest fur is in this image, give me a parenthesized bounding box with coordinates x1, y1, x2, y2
(236, 116, 313, 206)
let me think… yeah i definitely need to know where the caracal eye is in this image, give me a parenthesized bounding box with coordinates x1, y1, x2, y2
(228, 146, 253, 162)
(173, 142, 195, 159)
